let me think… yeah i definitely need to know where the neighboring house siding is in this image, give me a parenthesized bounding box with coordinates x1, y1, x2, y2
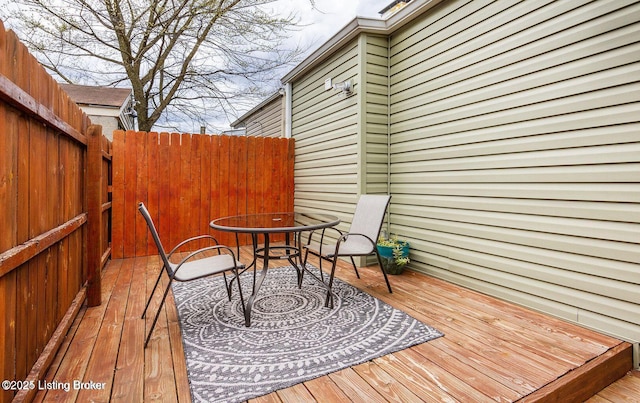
(292, 39, 360, 233)
(243, 97, 284, 137)
(88, 114, 120, 140)
(388, 0, 640, 347)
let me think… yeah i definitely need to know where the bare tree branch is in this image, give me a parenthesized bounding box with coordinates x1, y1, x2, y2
(1, 0, 306, 132)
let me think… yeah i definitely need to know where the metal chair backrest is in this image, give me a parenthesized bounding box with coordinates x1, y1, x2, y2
(138, 202, 174, 276)
(349, 195, 391, 246)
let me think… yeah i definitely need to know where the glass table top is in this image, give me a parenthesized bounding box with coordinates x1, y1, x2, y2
(210, 212, 340, 233)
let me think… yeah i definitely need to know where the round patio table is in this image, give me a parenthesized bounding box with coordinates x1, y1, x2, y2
(210, 212, 340, 326)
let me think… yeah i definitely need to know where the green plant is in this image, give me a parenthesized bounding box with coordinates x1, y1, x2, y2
(392, 247, 411, 266)
(377, 235, 410, 270)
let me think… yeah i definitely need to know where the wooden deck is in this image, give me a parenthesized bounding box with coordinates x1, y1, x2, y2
(32, 246, 637, 402)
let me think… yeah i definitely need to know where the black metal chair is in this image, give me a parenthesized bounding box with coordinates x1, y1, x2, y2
(302, 195, 393, 307)
(138, 202, 245, 347)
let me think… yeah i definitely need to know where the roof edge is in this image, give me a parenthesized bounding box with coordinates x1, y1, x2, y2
(230, 90, 283, 128)
(281, 0, 443, 84)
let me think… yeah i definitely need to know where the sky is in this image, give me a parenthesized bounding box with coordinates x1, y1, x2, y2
(0, 0, 396, 132)
(212, 0, 392, 130)
(272, 0, 393, 56)
(184, 0, 396, 132)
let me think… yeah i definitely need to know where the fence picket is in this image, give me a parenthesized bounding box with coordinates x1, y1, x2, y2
(218, 135, 231, 246)
(45, 128, 60, 343)
(255, 137, 266, 214)
(246, 136, 257, 218)
(169, 133, 181, 251)
(286, 138, 295, 212)
(0, 64, 15, 402)
(123, 131, 137, 258)
(227, 135, 239, 244)
(158, 133, 171, 251)
(147, 132, 159, 255)
(112, 130, 125, 259)
(209, 136, 221, 244)
(134, 131, 148, 257)
(236, 136, 248, 245)
(189, 134, 201, 248)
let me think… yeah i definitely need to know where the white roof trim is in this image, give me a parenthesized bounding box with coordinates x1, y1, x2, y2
(281, 0, 443, 84)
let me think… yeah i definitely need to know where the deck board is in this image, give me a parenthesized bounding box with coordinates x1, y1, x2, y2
(111, 257, 146, 403)
(33, 247, 636, 402)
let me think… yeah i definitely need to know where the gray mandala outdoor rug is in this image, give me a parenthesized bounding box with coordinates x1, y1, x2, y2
(171, 265, 443, 403)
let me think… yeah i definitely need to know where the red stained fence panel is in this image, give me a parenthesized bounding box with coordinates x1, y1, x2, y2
(110, 131, 295, 258)
(0, 19, 111, 403)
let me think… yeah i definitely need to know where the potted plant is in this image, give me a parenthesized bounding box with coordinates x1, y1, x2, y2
(376, 235, 410, 275)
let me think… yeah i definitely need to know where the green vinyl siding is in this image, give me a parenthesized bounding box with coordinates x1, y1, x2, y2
(292, 39, 360, 232)
(363, 34, 390, 197)
(387, 0, 640, 353)
(285, 0, 640, 364)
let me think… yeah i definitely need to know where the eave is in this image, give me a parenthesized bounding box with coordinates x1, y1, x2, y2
(281, 0, 444, 84)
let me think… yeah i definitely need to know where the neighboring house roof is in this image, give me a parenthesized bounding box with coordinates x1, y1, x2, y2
(59, 83, 132, 108)
(281, 0, 444, 84)
(60, 83, 136, 134)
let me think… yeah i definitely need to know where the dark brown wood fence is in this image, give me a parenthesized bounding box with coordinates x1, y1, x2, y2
(111, 130, 295, 258)
(0, 20, 111, 403)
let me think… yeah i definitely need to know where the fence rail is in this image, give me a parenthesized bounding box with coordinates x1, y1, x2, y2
(111, 130, 295, 258)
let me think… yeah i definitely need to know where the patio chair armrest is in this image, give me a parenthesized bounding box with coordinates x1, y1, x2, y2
(173, 245, 243, 274)
(167, 235, 219, 258)
(303, 227, 343, 244)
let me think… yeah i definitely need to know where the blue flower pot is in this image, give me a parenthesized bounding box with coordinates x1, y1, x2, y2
(376, 242, 409, 275)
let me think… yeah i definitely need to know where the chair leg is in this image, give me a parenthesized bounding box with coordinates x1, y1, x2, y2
(226, 269, 246, 301)
(306, 251, 327, 282)
(318, 254, 330, 282)
(234, 268, 246, 316)
(375, 251, 393, 294)
(144, 277, 175, 348)
(222, 272, 233, 301)
(142, 265, 166, 319)
(299, 249, 309, 288)
(349, 257, 360, 278)
(324, 257, 339, 308)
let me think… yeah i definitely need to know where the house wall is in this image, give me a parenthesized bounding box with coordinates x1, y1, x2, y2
(388, 0, 640, 354)
(291, 39, 361, 234)
(291, 34, 392, 253)
(75, 103, 135, 140)
(287, 0, 640, 362)
(237, 96, 284, 137)
(362, 34, 390, 197)
(88, 114, 119, 141)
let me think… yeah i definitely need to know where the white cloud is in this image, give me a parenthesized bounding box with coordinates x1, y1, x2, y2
(271, 0, 391, 58)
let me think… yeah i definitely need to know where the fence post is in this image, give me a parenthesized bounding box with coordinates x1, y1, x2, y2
(86, 124, 102, 306)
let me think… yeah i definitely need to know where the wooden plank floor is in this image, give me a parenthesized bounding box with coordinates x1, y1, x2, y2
(33, 246, 637, 402)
